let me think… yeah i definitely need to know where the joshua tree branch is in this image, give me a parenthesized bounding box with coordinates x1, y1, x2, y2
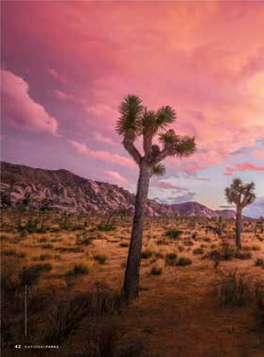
(123, 135, 142, 166)
(150, 148, 170, 165)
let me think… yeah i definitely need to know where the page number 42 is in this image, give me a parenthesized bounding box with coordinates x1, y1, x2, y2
(15, 345, 21, 348)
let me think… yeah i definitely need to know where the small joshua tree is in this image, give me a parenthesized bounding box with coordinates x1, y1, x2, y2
(39, 198, 52, 231)
(116, 95, 196, 300)
(225, 178, 256, 249)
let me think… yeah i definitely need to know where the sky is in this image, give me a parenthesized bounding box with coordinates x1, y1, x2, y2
(1, 1, 264, 217)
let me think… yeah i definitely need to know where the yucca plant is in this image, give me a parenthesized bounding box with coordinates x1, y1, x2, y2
(116, 94, 196, 300)
(225, 178, 256, 249)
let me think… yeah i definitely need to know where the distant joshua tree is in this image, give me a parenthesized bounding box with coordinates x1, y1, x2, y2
(225, 178, 256, 249)
(116, 95, 196, 300)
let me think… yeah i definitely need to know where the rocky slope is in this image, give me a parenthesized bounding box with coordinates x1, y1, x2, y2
(171, 202, 236, 218)
(0, 161, 236, 218)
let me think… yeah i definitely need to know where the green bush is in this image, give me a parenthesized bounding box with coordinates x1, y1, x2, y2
(164, 228, 183, 240)
(235, 252, 252, 260)
(176, 257, 192, 266)
(19, 264, 52, 286)
(94, 254, 107, 264)
(97, 224, 116, 232)
(141, 249, 153, 259)
(255, 258, 264, 267)
(192, 248, 204, 255)
(151, 265, 163, 275)
(67, 264, 90, 276)
(165, 253, 177, 266)
(119, 242, 129, 247)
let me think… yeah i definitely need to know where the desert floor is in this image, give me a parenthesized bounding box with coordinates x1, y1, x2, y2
(1, 213, 264, 357)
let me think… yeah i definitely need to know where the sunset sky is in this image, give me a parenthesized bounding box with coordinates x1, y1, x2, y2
(1, 1, 264, 217)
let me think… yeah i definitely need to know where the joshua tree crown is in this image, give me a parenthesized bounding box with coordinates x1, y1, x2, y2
(225, 178, 256, 209)
(116, 94, 196, 176)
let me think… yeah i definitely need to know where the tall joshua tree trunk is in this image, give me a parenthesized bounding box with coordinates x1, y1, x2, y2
(123, 164, 150, 300)
(116, 95, 196, 301)
(235, 206, 242, 249)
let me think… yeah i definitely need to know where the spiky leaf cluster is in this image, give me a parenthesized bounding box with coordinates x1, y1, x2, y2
(116, 95, 197, 177)
(225, 178, 256, 208)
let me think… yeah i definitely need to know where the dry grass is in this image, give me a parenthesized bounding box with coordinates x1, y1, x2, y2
(1, 212, 264, 356)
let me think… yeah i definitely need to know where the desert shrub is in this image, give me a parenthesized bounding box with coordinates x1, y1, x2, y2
(71, 224, 85, 231)
(56, 247, 84, 253)
(120, 242, 129, 247)
(78, 237, 92, 246)
(39, 237, 48, 243)
(235, 251, 252, 260)
(67, 264, 90, 276)
(256, 235, 264, 242)
(191, 232, 197, 239)
(214, 270, 252, 307)
(178, 245, 185, 252)
(42, 283, 123, 347)
(164, 228, 183, 240)
(151, 265, 163, 275)
(156, 239, 168, 245)
(25, 219, 39, 233)
(51, 238, 62, 243)
(202, 237, 212, 243)
(41, 243, 53, 249)
(94, 254, 107, 264)
(33, 254, 52, 261)
(165, 253, 177, 266)
(220, 242, 236, 260)
(19, 263, 52, 286)
(0, 234, 9, 241)
(2, 250, 26, 258)
(251, 245, 261, 251)
(242, 246, 251, 252)
(183, 239, 194, 246)
(192, 248, 204, 255)
(97, 224, 116, 232)
(155, 252, 164, 259)
(254, 282, 264, 326)
(2, 249, 17, 257)
(1, 269, 18, 294)
(255, 258, 264, 267)
(141, 249, 153, 259)
(176, 257, 192, 266)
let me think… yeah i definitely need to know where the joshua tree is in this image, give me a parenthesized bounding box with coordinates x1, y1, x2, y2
(39, 198, 52, 231)
(225, 178, 256, 249)
(116, 95, 196, 300)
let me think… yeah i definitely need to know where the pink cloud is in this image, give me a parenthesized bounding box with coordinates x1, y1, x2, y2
(151, 181, 188, 191)
(103, 170, 128, 186)
(47, 68, 66, 83)
(54, 89, 76, 101)
(93, 131, 117, 146)
(1, 69, 58, 135)
(2, 2, 264, 179)
(225, 162, 264, 176)
(253, 149, 264, 159)
(69, 140, 136, 168)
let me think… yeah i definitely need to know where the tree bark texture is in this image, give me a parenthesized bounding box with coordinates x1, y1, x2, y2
(235, 206, 242, 249)
(123, 164, 150, 300)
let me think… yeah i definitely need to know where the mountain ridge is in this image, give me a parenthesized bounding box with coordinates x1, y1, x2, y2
(0, 161, 237, 218)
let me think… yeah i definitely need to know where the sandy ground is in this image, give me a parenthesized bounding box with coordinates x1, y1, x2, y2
(1, 214, 264, 356)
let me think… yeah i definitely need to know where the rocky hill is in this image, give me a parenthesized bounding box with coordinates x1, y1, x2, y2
(0, 161, 236, 218)
(171, 202, 236, 218)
